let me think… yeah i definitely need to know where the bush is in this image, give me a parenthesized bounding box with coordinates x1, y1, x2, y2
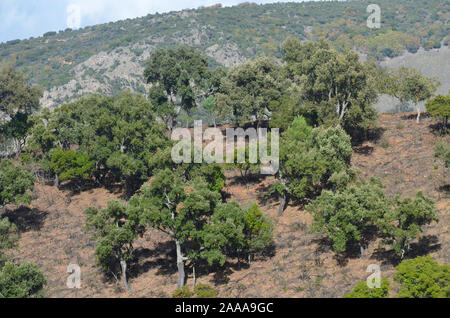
(172, 286, 194, 298)
(49, 149, 94, 184)
(0, 159, 35, 207)
(394, 256, 450, 298)
(344, 278, 391, 298)
(172, 284, 217, 298)
(194, 284, 217, 298)
(0, 262, 46, 298)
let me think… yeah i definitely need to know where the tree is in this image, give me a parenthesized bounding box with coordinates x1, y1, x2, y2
(49, 149, 94, 189)
(275, 116, 355, 215)
(426, 94, 450, 135)
(344, 278, 391, 298)
(0, 67, 42, 155)
(383, 67, 438, 123)
(202, 96, 218, 128)
(144, 46, 212, 129)
(0, 159, 35, 208)
(202, 201, 246, 271)
(29, 91, 171, 198)
(307, 178, 390, 257)
(203, 202, 273, 268)
(243, 203, 273, 264)
(394, 256, 449, 298)
(0, 261, 46, 298)
(129, 168, 221, 288)
(0, 112, 33, 154)
(0, 67, 41, 118)
(378, 192, 438, 259)
(85, 200, 143, 291)
(281, 38, 378, 140)
(216, 56, 288, 126)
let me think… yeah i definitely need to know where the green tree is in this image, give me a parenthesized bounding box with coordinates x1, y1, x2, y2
(281, 38, 378, 140)
(85, 200, 143, 291)
(29, 91, 170, 198)
(217, 56, 287, 126)
(0, 67, 42, 118)
(275, 116, 355, 215)
(202, 201, 246, 267)
(379, 192, 438, 259)
(144, 46, 212, 129)
(307, 178, 390, 256)
(0, 67, 42, 154)
(129, 168, 221, 288)
(49, 149, 94, 189)
(243, 203, 274, 264)
(344, 278, 391, 298)
(426, 94, 450, 134)
(384, 67, 438, 123)
(394, 256, 449, 298)
(0, 159, 35, 208)
(202, 96, 218, 128)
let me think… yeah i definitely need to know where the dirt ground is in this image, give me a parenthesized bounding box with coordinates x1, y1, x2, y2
(3, 113, 449, 298)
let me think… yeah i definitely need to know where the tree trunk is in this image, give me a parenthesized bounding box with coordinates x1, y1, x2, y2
(192, 265, 196, 289)
(359, 243, 365, 259)
(278, 192, 287, 217)
(120, 260, 131, 291)
(176, 240, 185, 289)
(248, 254, 252, 265)
(55, 174, 59, 188)
(416, 106, 421, 124)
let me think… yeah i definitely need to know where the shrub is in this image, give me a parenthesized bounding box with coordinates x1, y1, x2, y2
(0, 262, 46, 298)
(344, 278, 391, 298)
(172, 286, 194, 298)
(194, 284, 217, 298)
(394, 256, 450, 298)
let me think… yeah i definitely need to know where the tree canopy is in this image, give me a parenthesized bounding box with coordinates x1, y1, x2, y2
(426, 94, 450, 134)
(281, 38, 379, 140)
(216, 56, 288, 126)
(144, 46, 213, 129)
(29, 91, 171, 197)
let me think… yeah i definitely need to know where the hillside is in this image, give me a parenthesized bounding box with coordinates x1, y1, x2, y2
(0, 0, 448, 110)
(5, 113, 449, 298)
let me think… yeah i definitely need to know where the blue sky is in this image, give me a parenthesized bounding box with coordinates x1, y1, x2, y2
(0, 0, 315, 43)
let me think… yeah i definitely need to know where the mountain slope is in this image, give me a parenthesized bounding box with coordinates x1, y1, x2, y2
(6, 114, 449, 297)
(0, 0, 448, 110)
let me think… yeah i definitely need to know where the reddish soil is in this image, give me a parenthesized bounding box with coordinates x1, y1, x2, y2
(3, 113, 449, 298)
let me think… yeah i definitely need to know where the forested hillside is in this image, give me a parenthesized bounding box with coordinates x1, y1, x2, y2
(0, 0, 448, 109)
(0, 0, 449, 299)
